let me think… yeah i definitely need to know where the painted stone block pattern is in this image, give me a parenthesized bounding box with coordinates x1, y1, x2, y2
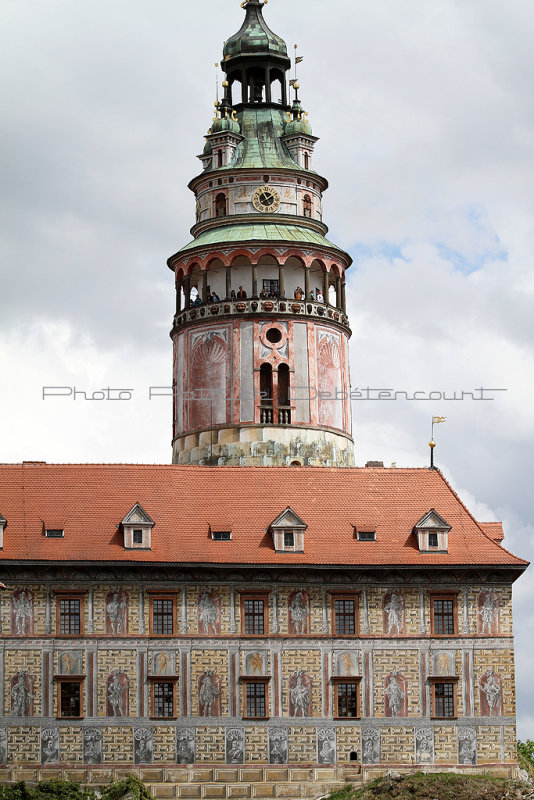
(8, 726, 40, 763)
(191, 651, 228, 717)
(153, 726, 175, 763)
(195, 726, 225, 763)
(477, 725, 501, 763)
(245, 727, 268, 763)
(103, 726, 133, 763)
(434, 726, 457, 764)
(380, 727, 414, 764)
(59, 726, 83, 764)
(288, 727, 315, 763)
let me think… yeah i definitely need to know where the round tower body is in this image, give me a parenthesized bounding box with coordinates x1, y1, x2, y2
(168, 0, 354, 467)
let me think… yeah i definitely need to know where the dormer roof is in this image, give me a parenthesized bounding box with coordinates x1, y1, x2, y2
(268, 507, 307, 531)
(413, 509, 451, 531)
(121, 503, 155, 527)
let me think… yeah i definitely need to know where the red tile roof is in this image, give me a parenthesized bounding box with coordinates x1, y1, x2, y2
(0, 463, 527, 570)
(479, 522, 505, 542)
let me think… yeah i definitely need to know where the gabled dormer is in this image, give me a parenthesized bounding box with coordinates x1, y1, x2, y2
(413, 509, 451, 553)
(121, 504, 155, 550)
(0, 514, 6, 550)
(268, 507, 307, 553)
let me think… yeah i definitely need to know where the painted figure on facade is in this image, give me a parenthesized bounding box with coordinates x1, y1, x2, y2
(106, 590, 127, 635)
(384, 672, 406, 717)
(154, 651, 174, 676)
(362, 729, 380, 764)
(134, 728, 153, 765)
(383, 590, 404, 635)
(458, 728, 477, 765)
(289, 591, 309, 634)
(199, 670, 220, 716)
(317, 729, 336, 764)
(290, 670, 311, 717)
(0, 730, 7, 765)
(478, 591, 499, 635)
(176, 729, 195, 765)
(41, 729, 59, 764)
(269, 729, 288, 765)
(415, 728, 434, 764)
(480, 668, 502, 716)
(12, 589, 32, 635)
(198, 590, 219, 635)
(83, 728, 102, 764)
(60, 651, 82, 675)
(226, 729, 245, 764)
(10, 672, 33, 717)
(107, 672, 128, 716)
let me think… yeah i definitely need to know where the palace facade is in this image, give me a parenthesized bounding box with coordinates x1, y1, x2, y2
(0, 1, 527, 797)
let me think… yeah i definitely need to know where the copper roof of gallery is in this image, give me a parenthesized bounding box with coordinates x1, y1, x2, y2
(0, 463, 527, 572)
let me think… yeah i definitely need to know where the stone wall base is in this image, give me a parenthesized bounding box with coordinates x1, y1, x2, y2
(0, 763, 520, 800)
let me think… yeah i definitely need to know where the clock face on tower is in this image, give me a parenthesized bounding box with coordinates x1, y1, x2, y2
(252, 185, 281, 213)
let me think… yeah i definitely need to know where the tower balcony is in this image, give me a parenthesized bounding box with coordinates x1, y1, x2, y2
(172, 295, 350, 334)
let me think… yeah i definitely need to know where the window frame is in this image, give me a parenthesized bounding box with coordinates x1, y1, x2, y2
(357, 530, 376, 542)
(55, 676, 85, 719)
(240, 591, 269, 636)
(148, 676, 178, 719)
(241, 677, 270, 720)
(429, 676, 459, 719)
(147, 591, 178, 637)
(331, 592, 360, 637)
(332, 676, 362, 719)
(428, 532, 439, 548)
(430, 593, 458, 637)
(55, 591, 86, 637)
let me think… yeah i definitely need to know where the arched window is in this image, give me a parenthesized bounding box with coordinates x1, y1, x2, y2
(304, 152, 310, 170)
(260, 364, 273, 424)
(303, 195, 312, 218)
(278, 364, 291, 424)
(215, 193, 227, 217)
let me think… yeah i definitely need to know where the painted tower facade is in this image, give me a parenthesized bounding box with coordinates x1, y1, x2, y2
(168, 0, 354, 467)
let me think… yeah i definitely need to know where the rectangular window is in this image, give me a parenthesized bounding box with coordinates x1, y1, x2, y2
(153, 681, 175, 718)
(284, 531, 294, 548)
(428, 532, 439, 547)
(431, 595, 457, 636)
(262, 279, 279, 295)
(246, 682, 267, 718)
(244, 599, 264, 635)
(357, 531, 376, 542)
(133, 529, 143, 544)
(433, 681, 456, 718)
(55, 593, 85, 636)
(334, 681, 360, 718)
(152, 598, 174, 635)
(211, 530, 231, 541)
(333, 596, 357, 635)
(56, 677, 84, 719)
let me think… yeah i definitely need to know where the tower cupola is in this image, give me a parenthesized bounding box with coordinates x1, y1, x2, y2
(222, 0, 291, 108)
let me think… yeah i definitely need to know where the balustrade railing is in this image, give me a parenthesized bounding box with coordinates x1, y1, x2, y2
(174, 297, 350, 330)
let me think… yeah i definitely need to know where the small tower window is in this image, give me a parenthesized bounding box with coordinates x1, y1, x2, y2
(303, 195, 312, 218)
(278, 364, 291, 424)
(260, 363, 273, 424)
(217, 150, 223, 168)
(215, 193, 227, 217)
(304, 152, 310, 170)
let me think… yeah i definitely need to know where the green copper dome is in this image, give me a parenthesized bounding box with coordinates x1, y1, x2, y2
(223, 0, 288, 61)
(285, 99, 312, 136)
(211, 115, 241, 135)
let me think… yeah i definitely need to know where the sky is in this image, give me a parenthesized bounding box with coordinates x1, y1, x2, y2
(1, 0, 533, 738)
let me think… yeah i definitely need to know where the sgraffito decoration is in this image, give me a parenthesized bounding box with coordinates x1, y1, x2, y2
(11, 589, 33, 636)
(458, 727, 477, 765)
(382, 590, 405, 636)
(176, 728, 195, 764)
(83, 728, 103, 764)
(10, 672, 33, 717)
(317, 728, 336, 764)
(288, 590, 310, 635)
(226, 728, 245, 764)
(106, 671, 129, 717)
(384, 671, 407, 717)
(480, 669, 503, 716)
(477, 591, 500, 636)
(198, 670, 221, 717)
(269, 728, 288, 764)
(106, 589, 128, 635)
(362, 729, 380, 764)
(41, 728, 60, 764)
(415, 728, 434, 764)
(289, 670, 312, 717)
(198, 590, 221, 635)
(134, 728, 153, 765)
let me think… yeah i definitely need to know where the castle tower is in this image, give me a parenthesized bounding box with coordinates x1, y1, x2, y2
(168, 0, 354, 467)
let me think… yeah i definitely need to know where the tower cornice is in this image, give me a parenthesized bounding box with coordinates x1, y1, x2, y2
(188, 167, 329, 195)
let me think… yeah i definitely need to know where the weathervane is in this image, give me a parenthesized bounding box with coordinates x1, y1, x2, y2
(289, 44, 304, 98)
(429, 416, 446, 469)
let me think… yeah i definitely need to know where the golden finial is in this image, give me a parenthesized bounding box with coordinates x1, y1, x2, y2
(222, 80, 229, 88)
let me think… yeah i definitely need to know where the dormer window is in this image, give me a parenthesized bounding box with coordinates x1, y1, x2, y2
(121, 504, 155, 550)
(0, 514, 6, 549)
(268, 507, 307, 553)
(413, 510, 451, 553)
(211, 530, 231, 541)
(46, 529, 64, 539)
(356, 530, 376, 542)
